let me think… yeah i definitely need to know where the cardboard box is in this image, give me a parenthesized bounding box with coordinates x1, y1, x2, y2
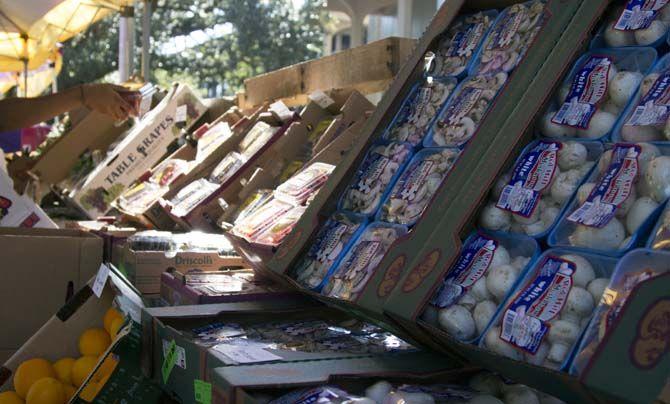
(160, 269, 296, 306)
(140, 297, 413, 403)
(64, 220, 137, 263)
(0, 169, 57, 229)
(0, 228, 102, 357)
(71, 83, 207, 219)
(118, 245, 246, 295)
(209, 351, 462, 404)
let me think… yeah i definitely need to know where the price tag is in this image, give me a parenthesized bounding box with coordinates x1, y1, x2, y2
(213, 344, 282, 364)
(194, 379, 212, 404)
(309, 90, 336, 109)
(175, 105, 188, 123)
(162, 340, 178, 384)
(92, 263, 110, 298)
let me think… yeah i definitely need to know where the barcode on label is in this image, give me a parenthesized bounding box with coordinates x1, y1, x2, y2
(552, 105, 569, 124)
(501, 310, 516, 341)
(627, 106, 646, 125)
(498, 187, 512, 208)
(615, 10, 633, 29)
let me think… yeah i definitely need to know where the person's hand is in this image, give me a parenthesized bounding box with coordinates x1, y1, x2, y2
(81, 83, 136, 121)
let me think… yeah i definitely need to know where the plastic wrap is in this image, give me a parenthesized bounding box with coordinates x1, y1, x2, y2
(117, 182, 168, 215)
(230, 198, 294, 242)
(169, 179, 220, 217)
(209, 152, 247, 184)
(239, 121, 279, 158)
(274, 162, 335, 206)
(250, 206, 307, 247)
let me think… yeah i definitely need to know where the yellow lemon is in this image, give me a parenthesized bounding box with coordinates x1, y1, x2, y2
(103, 308, 123, 335)
(62, 385, 76, 402)
(0, 391, 24, 404)
(70, 357, 98, 388)
(25, 377, 65, 404)
(78, 329, 110, 357)
(51, 359, 75, 386)
(13, 359, 56, 398)
(109, 317, 124, 340)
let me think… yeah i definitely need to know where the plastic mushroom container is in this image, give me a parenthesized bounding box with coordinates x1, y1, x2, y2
(592, 2, 670, 48)
(425, 73, 508, 148)
(478, 139, 602, 239)
(383, 77, 457, 146)
(420, 230, 539, 343)
(472, 0, 547, 76)
(288, 211, 367, 291)
(377, 147, 461, 226)
(321, 222, 408, 302)
(338, 142, 414, 216)
(425, 10, 499, 79)
(480, 249, 618, 371)
(647, 200, 670, 249)
(570, 248, 670, 376)
(613, 53, 670, 144)
(537, 47, 657, 141)
(549, 143, 669, 256)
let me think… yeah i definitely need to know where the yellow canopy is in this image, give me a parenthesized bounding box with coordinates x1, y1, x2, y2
(0, 50, 63, 96)
(0, 0, 131, 72)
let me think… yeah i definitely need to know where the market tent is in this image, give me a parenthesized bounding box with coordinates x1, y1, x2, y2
(0, 51, 62, 96)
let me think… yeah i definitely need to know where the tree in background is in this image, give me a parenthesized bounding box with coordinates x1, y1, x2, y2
(59, 0, 325, 96)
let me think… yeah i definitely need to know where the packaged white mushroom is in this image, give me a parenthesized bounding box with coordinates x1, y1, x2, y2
(478, 140, 600, 238)
(322, 222, 407, 301)
(378, 148, 461, 226)
(538, 48, 656, 140)
(551, 143, 666, 253)
(468, 371, 567, 404)
(422, 231, 537, 342)
(615, 53, 670, 142)
(384, 78, 457, 145)
(339, 142, 413, 215)
(474, 0, 547, 76)
(597, 2, 670, 48)
(427, 73, 508, 148)
(481, 251, 614, 370)
(570, 249, 668, 376)
(289, 211, 367, 290)
(426, 10, 498, 78)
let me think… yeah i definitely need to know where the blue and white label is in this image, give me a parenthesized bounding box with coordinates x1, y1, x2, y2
(431, 234, 497, 308)
(352, 153, 390, 193)
(500, 256, 575, 354)
(615, 0, 669, 30)
(310, 219, 357, 267)
(344, 241, 381, 284)
(551, 56, 612, 129)
(396, 160, 435, 203)
(496, 141, 561, 217)
(440, 86, 484, 126)
(625, 72, 670, 126)
(403, 85, 434, 125)
(447, 22, 486, 57)
(568, 144, 640, 228)
(486, 10, 524, 50)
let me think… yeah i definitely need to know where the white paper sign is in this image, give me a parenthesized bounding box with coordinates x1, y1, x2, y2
(213, 344, 282, 364)
(92, 263, 110, 298)
(175, 105, 188, 123)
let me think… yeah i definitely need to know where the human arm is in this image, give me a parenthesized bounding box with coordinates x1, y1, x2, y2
(0, 83, 136, 132)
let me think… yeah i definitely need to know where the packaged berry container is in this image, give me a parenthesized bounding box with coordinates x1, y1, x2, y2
(377, 147, 461, 226)
(289, 211, 367, 291)
(480, 248, 619, 371)
(209, 152, 247, 184)
(230, 198, 294, 242)
(250, 205, 307, 247)
(549, 143, 669, 256)
(274, 162, 335, 206)
(420, 230, 539, 344)
(478, 139, 603, 240)
(536, 47, 657, 141)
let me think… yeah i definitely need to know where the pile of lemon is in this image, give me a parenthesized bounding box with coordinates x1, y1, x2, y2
(0, 308, 124, 404)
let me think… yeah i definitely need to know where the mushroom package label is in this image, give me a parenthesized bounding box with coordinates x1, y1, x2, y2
(487, 8, 525, 51)
(568, 144, 640, 227)
(431, 234, 497, 308)
(615, 0, 669, 30)
(624, 70, 670, 126)
(496, 141, 561, 218)
(500, 256, 576, 354)
(551, 56, 613, 129)
(448, 20, 487, 58)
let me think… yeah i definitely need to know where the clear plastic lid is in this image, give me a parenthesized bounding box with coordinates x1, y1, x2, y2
(231, 198, 294, 241)
(117, 182, 168, 214)
(250, 205, 307, 247)
(150, 159, 192, 187)
(232, 189, 274, 225)
(209, 152, 247, 184)
(169, 179, 220, 218)
(128, 230, 175, 251)
(172, 231, 236, 254)
(239, 121, 279, 158)
(275, 162, 335, 206)
(378, 147, 461, 226)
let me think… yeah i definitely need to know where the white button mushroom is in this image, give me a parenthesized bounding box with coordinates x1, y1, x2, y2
(638, 143, 662, 176)
(420, 305, 439, 326)
(485, 326, 523, 360)
(492, 172, 512, 200)
(541, 204, 560, 230)
(474, 300, 498, 336)
(524, 341, 550, 367)
(609, 71, 643, 108)
(645, 156, 670, 202)
(365, 381, 393, 403)
(460, 292, 478, 311)
(487, 264, 518, 302)
(471, 276, 494, 302)
(384, 392, 435, 404)
(576, 183, 596, 205)
(550, 170, 582, 205)
(480, 203, 512, 231)
(601, 98, 622, 115)
(513, 200, 542, 225)
(634, 20, 668, 45)
(568, 218, 626, 250)
(546, 319, 581, 365)
(540, 112, 575, 138)
(604, 22, 635, 47)
(621, 124, 662, 142)
(587, 277, 609, 302)
(626, 196, 659, 234)
(561, 287, 595, 324)
(503, 385, 541, 404)
(615, 187, 637, 219)
(642, 73, 661, 95)
(438, 305, 476, 340)
(491, 244, 511, 269)
(511, 256, 531, 272)
(559, 254, 595, 288)
(577, 111, 617, 139)
(558, 142, 587, 171)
